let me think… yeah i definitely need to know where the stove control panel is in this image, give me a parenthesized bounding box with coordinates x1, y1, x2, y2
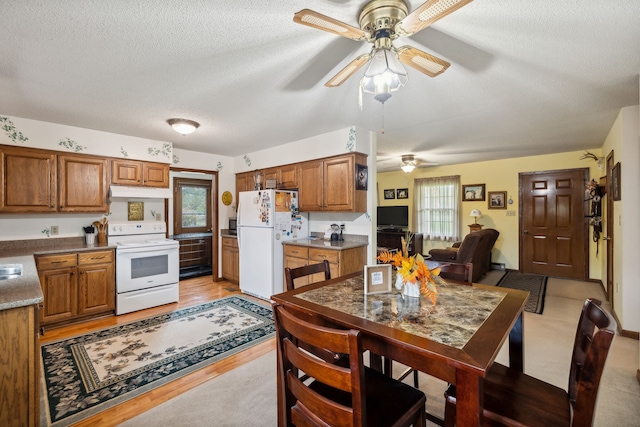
(108, 221, 167, 236)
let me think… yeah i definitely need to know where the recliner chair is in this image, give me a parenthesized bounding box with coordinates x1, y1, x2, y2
(428, 228, 499, 282)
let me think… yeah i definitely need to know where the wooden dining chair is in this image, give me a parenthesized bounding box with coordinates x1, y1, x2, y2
(443, 298, 616, 427)
(284, 260, 331, 291)
(273, 302, 427, 427)
(437, 262, 473, 284)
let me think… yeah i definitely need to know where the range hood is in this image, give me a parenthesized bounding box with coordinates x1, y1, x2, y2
(110, 185, 172, 199)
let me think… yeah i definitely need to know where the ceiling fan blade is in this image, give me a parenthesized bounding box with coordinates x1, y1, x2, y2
(394, 0, 473, 37)
(396, 46, 450, 77)
(293, 9, 369, 41)
(325, 53, 371, 87)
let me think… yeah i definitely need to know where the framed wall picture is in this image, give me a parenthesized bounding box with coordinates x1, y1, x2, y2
(396, 188, 409, 199)
(128, 201, 144, 221)
(488, 191, 507, 209)
(383, 189, 395, 199)
(612, 162, 621, 201)
(462, 184, 486, 201)
(364, 264, 392, 295)
(356, 164, 368, 190)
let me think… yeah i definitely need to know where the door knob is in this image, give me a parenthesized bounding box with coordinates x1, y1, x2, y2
(603, 236, 611, 241)
(523, 230, 529, 234)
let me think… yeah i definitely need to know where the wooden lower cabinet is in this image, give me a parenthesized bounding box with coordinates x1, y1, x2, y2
(0, 304, 39, 427)
(221, 237, 239, 283)
(283, 244, 367, 290)
(37, 249, 115, 327)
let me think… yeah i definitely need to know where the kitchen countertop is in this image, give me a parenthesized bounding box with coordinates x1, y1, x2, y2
(283, 238, 368, 250)
(0, 239, 116, 311)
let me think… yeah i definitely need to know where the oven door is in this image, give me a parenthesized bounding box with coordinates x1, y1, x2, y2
(116, 244, 179, 293)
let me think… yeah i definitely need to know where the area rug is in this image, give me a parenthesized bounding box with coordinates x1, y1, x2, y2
(40, 296, 275, 427)
(496, 271, 547, 314)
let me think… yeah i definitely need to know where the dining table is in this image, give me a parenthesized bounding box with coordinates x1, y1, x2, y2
(271, 270, 529, 426)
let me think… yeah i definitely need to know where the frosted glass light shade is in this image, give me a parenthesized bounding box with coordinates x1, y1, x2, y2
(167, 118, 200, 135)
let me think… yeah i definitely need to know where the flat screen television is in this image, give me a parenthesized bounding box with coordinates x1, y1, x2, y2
(377, 206, 409, 230)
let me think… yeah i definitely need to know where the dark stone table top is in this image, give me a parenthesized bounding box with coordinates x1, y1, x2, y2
(294, 275, 507, 349)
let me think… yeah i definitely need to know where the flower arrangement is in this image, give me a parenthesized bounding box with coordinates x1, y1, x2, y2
(376, 235, 443, 306)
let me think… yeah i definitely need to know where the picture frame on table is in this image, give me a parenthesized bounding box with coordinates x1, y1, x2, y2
(488, 191, 507, 209)
(383, 189, 395, 199)
(462, 184, 486, 201)
(364, 264, 392, 295)
(612, 162, 621, 201)
(396, 188, 409, 199)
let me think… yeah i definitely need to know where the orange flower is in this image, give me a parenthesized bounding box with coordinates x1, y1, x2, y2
(376, 239, 444, 306)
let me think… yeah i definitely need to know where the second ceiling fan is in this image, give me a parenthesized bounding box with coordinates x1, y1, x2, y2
(293, 0, 473, 102)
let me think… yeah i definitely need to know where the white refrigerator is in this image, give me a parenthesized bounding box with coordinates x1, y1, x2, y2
(237, 189, 308, 300)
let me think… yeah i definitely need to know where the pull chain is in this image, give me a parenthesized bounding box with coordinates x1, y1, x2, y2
(381, 102, 385, 134)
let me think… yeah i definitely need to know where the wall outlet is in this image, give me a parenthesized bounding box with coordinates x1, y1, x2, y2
(50, 225, 59, 235)
(155, 213, 162, 221)
(506, 210, 516, 216)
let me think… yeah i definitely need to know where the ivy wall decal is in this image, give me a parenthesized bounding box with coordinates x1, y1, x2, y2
(0, 116, 29, 143)
(346, 127, 356, 152)
(59, 137, 86, 152)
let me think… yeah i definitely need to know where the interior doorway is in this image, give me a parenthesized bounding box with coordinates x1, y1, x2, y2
(605, 151, 614, 306)
(169, 169, 218, 281)
(519, 168, 589, 279)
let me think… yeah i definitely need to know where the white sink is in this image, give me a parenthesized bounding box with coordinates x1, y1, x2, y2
(0, 264, 22, 280)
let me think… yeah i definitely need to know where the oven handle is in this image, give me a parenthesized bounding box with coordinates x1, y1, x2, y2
(117, 245, 178, 254)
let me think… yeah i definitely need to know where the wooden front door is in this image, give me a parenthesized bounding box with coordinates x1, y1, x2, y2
(519, 169, 589, 279)
(605, 152, 614, 306)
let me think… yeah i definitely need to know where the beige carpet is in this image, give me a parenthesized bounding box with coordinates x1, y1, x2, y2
(120, 277, 640, 427)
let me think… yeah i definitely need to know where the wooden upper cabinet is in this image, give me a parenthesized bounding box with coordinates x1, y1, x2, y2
(143, 161, 169, 187)
(299, 153, 367, 212)
(111, 159, 169, 188)
(0, 145, 57, 212)
(111, 159, 142, 185)
(298, 160, 324, 211)
(235, 171, 254, 207)
(279, 164, 298, 188)
(58, 153, 109, 212)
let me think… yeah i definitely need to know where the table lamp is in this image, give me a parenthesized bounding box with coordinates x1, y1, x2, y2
(470, 209, 482, 224)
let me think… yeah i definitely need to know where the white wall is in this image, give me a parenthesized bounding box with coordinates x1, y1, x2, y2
(232, 126, 378, 263)
(0, 113, 175, 240)
(601, 105, 640, 333)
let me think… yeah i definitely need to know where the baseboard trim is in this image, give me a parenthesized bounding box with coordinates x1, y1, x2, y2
(619, 329, 640, 340)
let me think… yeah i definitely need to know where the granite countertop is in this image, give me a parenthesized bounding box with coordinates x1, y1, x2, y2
(284, 238, 368, 250)
(0, 238, 117, 311)
(295, 275, 507, 349)
(220, 229, 237, 238)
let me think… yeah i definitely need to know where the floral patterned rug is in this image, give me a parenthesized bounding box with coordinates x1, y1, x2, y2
(40, 296, 274, 427)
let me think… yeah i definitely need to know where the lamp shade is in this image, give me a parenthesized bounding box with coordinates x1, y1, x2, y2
(361, 47, 408, 104)
(401, 163, 415, 173)
(470, 209, 482, 217)
(167, 118, 200, 135)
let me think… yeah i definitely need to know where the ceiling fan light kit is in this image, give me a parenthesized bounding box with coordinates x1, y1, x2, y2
(167, 118, 200, 135)
(293, 0, 471, 102)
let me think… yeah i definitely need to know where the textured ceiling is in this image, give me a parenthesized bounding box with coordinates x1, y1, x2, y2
(1, 1, 639, 171)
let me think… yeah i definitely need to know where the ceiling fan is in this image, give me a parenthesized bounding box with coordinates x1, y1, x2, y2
(293, 0, 473, 101)
(378, 154, 439, 172)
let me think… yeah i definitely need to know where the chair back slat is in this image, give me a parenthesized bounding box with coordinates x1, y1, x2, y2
(274, 303, 367, 427)
(568, 299, 616, 426)
(285, 260, 331, 291)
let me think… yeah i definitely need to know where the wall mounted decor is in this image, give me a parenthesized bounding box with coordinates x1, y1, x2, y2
(488, 191, 507, 209)
(612, 162, 621, 201)
(462, 184, 485, 201)
(356, 164, 368, 190)
(128, 202, 144, 221)
(396, 188, 408, 199)
(384, 189, 395, 199)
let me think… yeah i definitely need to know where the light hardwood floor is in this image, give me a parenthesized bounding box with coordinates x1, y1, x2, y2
(39, 276, 275, 427)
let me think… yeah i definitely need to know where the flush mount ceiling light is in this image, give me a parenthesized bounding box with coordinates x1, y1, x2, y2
(167, 118, 200, 135)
